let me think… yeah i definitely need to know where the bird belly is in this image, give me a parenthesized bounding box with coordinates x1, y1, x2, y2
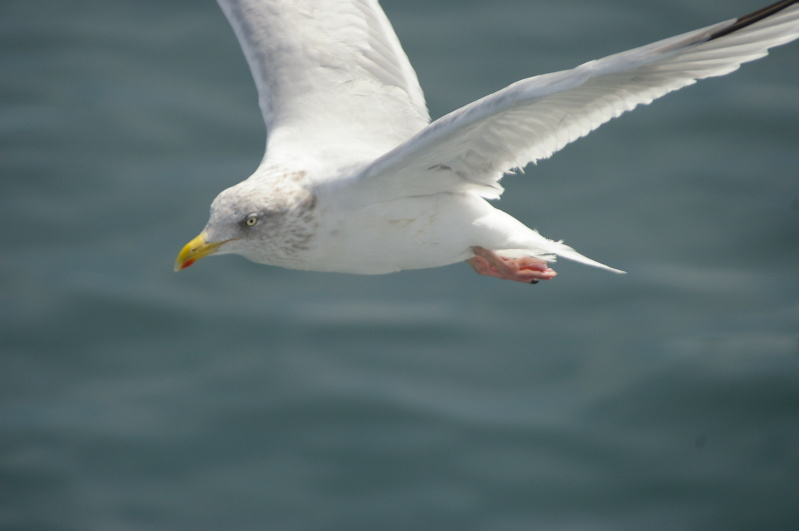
(297, 193, 496, 274)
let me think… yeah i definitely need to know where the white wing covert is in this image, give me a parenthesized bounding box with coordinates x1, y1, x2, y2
(217, 0, 430, 165)
(339, 1, 799, 205)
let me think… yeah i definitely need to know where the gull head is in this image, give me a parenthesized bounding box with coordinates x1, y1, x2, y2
(174, 174, 318, 271)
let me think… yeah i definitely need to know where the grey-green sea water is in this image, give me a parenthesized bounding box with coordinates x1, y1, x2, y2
(2, 1, 798, 529)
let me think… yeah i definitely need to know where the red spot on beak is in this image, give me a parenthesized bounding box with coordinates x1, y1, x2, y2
(181, 259, 195, 269)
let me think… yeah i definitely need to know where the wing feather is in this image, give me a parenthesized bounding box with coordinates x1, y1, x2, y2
(216, 0, 429, 165)
(339, 1, 799, 205)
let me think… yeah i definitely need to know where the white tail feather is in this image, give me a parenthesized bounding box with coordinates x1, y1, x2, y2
(537, 239, 626, 274)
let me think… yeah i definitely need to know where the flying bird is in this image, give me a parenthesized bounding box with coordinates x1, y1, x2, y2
(175, 0, 799, 284)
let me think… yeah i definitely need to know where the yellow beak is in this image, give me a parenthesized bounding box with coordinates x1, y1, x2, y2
(174, 232, 227, 271)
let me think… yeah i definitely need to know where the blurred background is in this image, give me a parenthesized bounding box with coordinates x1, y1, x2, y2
(1, 0, 797, 529)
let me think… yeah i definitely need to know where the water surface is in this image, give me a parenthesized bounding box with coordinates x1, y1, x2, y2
(2, 0, 798, 529)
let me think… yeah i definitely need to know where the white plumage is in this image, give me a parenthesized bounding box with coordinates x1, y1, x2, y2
(176, 0, 799, 283)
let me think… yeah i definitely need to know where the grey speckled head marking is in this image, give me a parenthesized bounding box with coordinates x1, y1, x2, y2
(206, 169, 319, 265)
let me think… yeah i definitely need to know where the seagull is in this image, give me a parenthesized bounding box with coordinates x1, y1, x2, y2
(175, 0, 799, 284)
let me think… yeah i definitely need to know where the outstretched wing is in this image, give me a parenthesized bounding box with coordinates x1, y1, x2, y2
(217, 0, 430, 165)
(339, 0, 799, 204)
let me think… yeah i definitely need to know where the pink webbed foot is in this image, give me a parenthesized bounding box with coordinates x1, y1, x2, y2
(466, 246, 557, 284)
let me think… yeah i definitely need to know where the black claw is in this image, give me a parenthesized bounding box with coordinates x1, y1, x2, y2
(530, 280, 539, 285)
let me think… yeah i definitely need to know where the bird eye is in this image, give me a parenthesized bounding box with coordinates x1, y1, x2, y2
(244, 214, 258, 227)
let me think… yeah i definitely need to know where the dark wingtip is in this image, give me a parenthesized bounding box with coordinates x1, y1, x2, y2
(708, 0, 798, 41)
